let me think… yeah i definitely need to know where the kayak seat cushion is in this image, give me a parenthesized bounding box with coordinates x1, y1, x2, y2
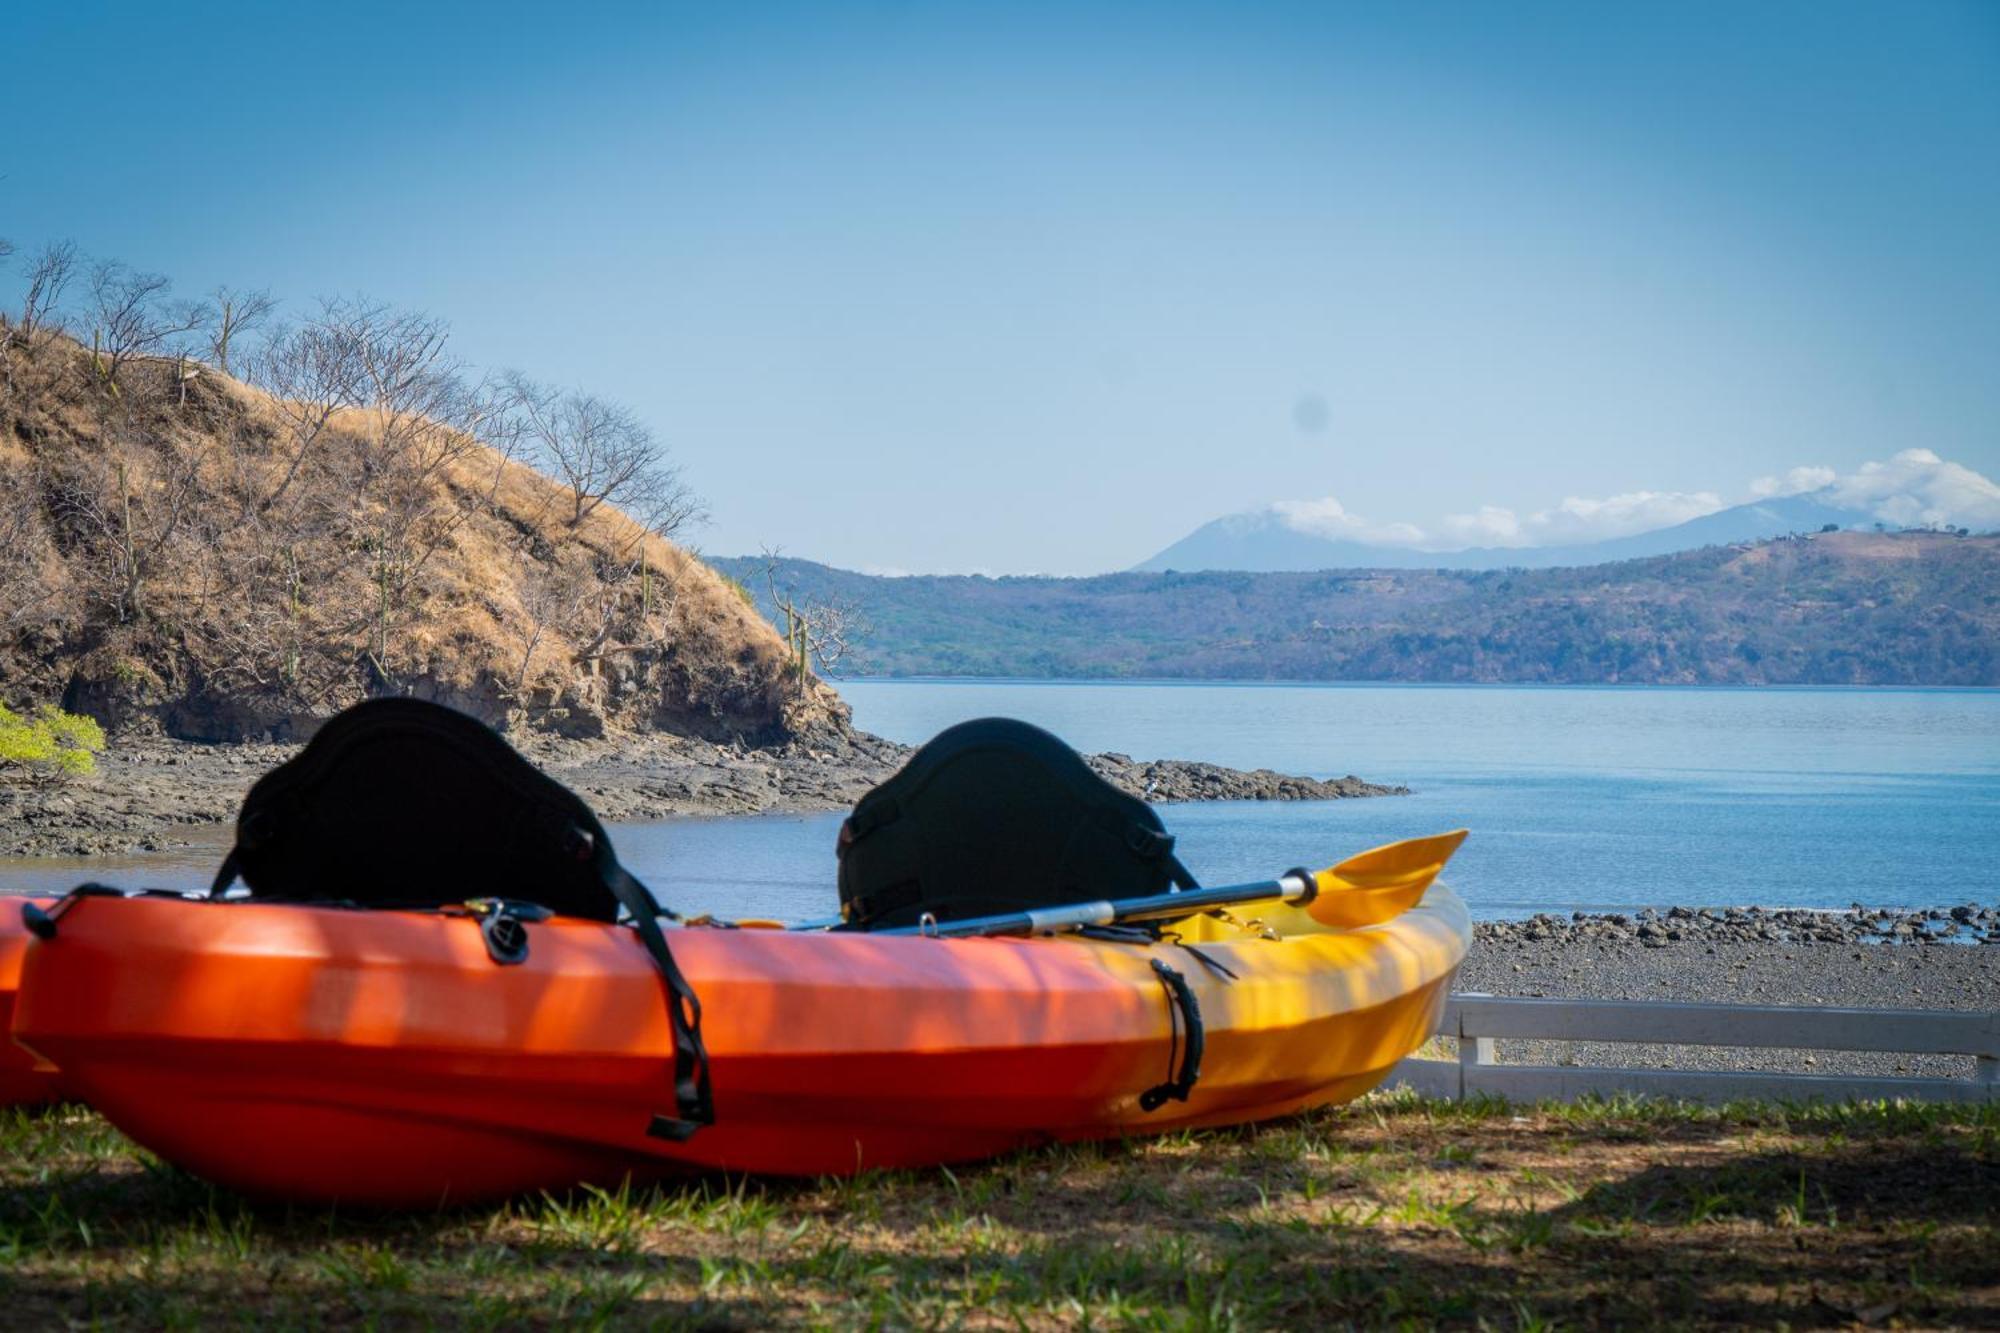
(837, 716, 1197, 930)
(210, 697, 624, 921)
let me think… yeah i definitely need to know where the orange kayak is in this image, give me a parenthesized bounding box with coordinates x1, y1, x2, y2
(13, 885, 1468, 1205)
(1, 899, 65, 1106)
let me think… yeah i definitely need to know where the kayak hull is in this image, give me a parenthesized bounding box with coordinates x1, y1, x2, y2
(14, 886, 1467, 1204)
(1, 900, 64, 1106)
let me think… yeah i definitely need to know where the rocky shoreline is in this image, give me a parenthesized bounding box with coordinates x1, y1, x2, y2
(1477, 902, 2000, 948)
(0, 729, 1406, 859)
(1461, 908, 1996, 1084)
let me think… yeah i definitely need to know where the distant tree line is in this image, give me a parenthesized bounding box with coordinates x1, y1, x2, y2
(718, 538, 2000, 688)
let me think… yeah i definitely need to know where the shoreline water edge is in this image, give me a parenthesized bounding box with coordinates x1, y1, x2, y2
(0, 730, 1405, 860)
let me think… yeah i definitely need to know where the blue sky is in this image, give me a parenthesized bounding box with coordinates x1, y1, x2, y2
(6, 1, 1997, 572)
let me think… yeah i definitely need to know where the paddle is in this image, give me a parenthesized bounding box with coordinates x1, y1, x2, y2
(877, 829, 1468, 939)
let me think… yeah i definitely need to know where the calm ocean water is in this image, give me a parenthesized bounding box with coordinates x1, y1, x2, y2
(5, 682, 1996, 921)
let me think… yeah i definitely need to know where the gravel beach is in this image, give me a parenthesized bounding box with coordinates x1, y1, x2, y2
(1460, 910, 1998, 1083)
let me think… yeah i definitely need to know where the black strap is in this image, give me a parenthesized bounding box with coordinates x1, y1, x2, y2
(208, 848, 242, 898)
(22, 883, 131, 938)
(1139, 957, 1204, 1112)
(1077, 923, 1160, 944)
(1178, 943, 1239, 982)
(209, 823, 715, 1141)
(602, 859, 715, 1141)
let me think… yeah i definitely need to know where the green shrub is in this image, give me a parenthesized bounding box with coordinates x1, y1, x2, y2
(0, 704, 107, 778)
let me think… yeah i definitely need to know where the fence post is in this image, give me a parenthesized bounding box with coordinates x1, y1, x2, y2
(1454, 994, 1492, 1100)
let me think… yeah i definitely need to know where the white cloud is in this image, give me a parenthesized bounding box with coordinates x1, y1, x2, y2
(1822, 449, 2000, 531)
(1440, 490, 1724, 549)
(1527, 490, 1726, 544)
(1749, 466, 1837, 499)
(1257, 451, 1999, 557)
(1270, 496, 1429, 548)
(1440, 505, 1522, 545)
(1268, 495, 1353, 531)
(1270, 487, 1727, 552)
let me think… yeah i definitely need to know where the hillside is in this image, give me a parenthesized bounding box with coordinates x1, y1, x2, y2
(0, 331, 842, 742)
(721, 531, 2000, 685)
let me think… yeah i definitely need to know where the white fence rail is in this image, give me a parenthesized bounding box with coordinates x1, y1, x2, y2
(1387, 994, 2000, 1104)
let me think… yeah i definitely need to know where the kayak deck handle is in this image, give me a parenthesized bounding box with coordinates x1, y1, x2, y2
(1139, 958, 1204, 1112)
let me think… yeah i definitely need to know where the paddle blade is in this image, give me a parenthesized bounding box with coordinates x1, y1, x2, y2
(1304, 829, 1469, 929)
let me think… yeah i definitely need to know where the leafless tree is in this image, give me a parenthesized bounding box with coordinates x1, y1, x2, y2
(17, 240, 78, 338)
(206, 286, 276, 376)
(509, 554, 592, 697)
(342, 301, 460, 458)
(761, 551, 867, 690)
(47, 410, 209, 623)
(623, 462, 706, 543)
(251, 310, 365, 510)
(798, 592, 864, 678)
(0, 469, 60, 631)
(0, 239, 17, 385)
(502, 374, 698, 532)
(391, 369, 522, 578)
(317, 300, 523, 681)
(88, 260, 211, 385)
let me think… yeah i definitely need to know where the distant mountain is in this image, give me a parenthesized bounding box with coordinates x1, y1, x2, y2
(716, 530, 2000, 686)
(1135, 493, 1862, 572)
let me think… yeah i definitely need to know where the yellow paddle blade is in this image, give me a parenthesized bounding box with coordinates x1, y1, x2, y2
(1305, 829, 1469, 929)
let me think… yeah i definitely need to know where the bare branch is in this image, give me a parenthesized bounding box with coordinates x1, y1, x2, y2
(621, 458, 706, 542)
(250, 307, 364, 511)
(510, 555, 593, 696)
(207, 285, 276, 377)
(46, 406, 209, 623)
(88, 261, 211, 385)
(18, 240, 77, 338)
(0, 466, 61, 630)
(760, 549, 869, 690)
(502, 374, 698, 531)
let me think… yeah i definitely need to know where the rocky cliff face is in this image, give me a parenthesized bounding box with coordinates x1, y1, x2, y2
(0, 334, 845, 743)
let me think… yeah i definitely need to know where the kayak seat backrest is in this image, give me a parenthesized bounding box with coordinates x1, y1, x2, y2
(836, 716, 1196, 930)
(212, 697, 621, 920)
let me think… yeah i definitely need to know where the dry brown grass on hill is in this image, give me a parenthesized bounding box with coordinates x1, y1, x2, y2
(0, 330, 840, 743)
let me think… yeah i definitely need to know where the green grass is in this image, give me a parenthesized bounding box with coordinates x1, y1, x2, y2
(2, 1092, 1994, 1329)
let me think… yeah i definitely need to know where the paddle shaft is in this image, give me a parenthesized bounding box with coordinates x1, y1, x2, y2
(877, 871, 1315, 939)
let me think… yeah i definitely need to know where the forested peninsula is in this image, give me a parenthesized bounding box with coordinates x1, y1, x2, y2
(723, 531, 2000, 686)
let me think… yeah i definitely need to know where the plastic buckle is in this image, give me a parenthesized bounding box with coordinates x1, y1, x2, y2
(21, 902, 57, 940)
(467, 899, 551, 966)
